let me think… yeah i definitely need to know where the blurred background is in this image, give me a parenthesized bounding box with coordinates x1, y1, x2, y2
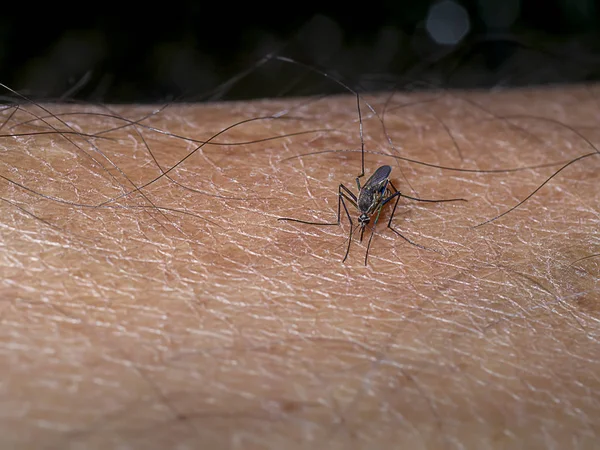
(1, 0, 599, 102)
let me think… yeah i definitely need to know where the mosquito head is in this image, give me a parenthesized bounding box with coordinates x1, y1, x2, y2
(358, 213, 370, 242)
(358, 213, 370, 227)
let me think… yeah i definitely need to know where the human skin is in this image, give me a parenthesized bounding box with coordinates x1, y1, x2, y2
(0, 85, 599, 449)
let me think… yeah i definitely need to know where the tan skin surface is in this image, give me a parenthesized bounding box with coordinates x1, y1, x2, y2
(0, 86, 599, 449)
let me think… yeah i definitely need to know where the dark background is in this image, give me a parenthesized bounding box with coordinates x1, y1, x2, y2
(1, 0, 599, 102)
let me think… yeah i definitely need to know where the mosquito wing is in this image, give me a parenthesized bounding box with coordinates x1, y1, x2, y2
(364, 165, 392, 189)
(358, 165, 392, 213)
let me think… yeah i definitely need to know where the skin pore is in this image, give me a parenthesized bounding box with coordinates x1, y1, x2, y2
(0, 85, 599, 449)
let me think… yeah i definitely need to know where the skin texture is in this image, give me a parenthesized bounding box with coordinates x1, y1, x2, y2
(0, 85, 599, 449)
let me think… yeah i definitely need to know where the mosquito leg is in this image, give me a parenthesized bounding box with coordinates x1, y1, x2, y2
(387, 195, 428, 250)
(364, 201, 386, 266)
(355, 172, 364, 192)
(388, 181, 467, 204)
(278, 183, 356, 226)
(355, 93, 366, 190)
(278, 184, 357, 262)
(339, 194, 354, 263)
(340, 183, 358, 203)
(384, 184, 429, 251)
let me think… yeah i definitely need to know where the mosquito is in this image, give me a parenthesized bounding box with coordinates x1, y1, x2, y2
(279, 165, 466, 264)
(278, 91, 466, 265)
